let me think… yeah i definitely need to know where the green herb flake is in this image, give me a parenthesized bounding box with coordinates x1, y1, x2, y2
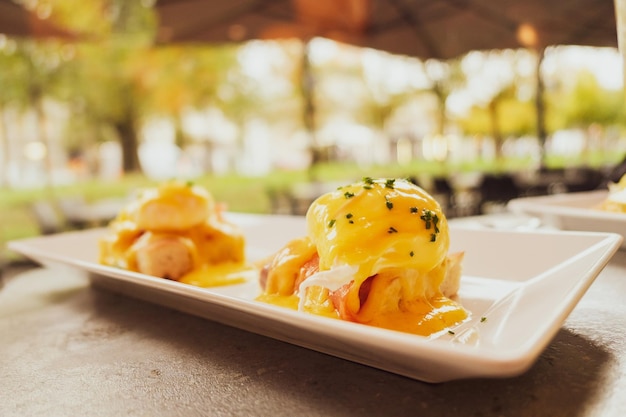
(409, 251, 415, 257)
(388, 226, 398, 234)
(362, 177, 375, 190)
(420, 209, 432, 225)
(420, 209, 440, 241)
(346, 213, 353, 219)
(410, 207, 418, 214)
(385, 197, 393, 210)
(480, 316, 487, 323)
(385, 179, 396, 189)
(344, 191, 355, 199)
(328, 219, 336, 228)
(448, 330, 455, 335)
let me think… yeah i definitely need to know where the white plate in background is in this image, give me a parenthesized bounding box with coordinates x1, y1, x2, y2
(8, 213, 623, 382)
(508, 190, 626, 247)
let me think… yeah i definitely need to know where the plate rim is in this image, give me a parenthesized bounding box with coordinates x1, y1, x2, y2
(7, 213, 623, 382)
(508, 189, 626, 221)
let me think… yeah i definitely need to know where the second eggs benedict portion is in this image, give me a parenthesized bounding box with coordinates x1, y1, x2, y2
(596, 173, 626, 213)
(99, 180, 250, 286)
(258, 177, 468, 336)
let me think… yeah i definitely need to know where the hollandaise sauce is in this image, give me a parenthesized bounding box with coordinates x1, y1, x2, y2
(256, 286, 339, 318)
(99, 180, 248, 285)
(346, 274, 469, 337)
(179, 262, 258, 288)
(257, 177, 469, 337)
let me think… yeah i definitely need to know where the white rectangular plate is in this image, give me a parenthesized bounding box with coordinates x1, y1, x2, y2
(8, 213, 622, 382)
(508, 190, 626, 247)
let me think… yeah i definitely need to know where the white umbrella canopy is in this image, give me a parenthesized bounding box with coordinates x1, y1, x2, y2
(154, 0, 618, 59)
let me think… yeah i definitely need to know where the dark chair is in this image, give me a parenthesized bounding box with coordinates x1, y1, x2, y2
(605, 155, 626, 185)
(266, 187, 297, 215)
(478, 174, 521, 213)
(428, 176, 454, 216)
(57, 196, 90, 229)
(30, 201, 65, 235)
(565, 167, 608, 192)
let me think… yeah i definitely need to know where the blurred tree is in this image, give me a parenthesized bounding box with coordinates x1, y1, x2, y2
(356, 52, 423, 140)
(132, 45, 236, 149)
(0, 40, 30, 188)
(558, 70, 624, 147)
(210, 46, 268, 157)
(0, 0, 110, 188)
(205, 39, 322, 176)
(60, 41, 143, 174)
(423, 58, 466, 137)
(137, 44, 248, 174)
(455, 49, 537, 164)
(133, 38, 304, 175)
(313, 42, 364, 127)
(24, 42, 66, 188)
(56, 0, 156, 175)
(0, 40, 75, 188)
(548, 72, 624, 127)
(312, 43, 431, 166)
(458, 85, 536, 161)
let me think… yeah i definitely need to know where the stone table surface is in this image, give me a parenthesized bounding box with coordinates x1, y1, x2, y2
(1, 233, 626, 417)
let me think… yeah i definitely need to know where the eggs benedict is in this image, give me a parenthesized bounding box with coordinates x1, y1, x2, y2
(258, 177, 468, 336)
(99, 180, 250, 286)
(597, 173, 626, 213)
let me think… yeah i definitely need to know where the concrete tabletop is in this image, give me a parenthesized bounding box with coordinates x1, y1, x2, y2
(2, 247, 626, 417)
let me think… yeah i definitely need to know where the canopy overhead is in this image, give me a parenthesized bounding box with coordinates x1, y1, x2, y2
(0, 0, 79, 40)
(155, 0, 618, 59)
(1, 0, 616, 56)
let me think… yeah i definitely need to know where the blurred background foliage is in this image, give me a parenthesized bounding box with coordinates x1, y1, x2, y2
(0, 0, 625, 253)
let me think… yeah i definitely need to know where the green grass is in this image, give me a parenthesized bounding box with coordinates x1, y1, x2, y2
(1, 152, 623, 263)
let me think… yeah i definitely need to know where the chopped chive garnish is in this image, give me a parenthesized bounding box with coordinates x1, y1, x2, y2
(409, 251, 415, 257)
(385, 197, 393, 210)
(410, 207, 418, 214)
(448, 330, 455, 335)
(385, 179, 395, 189)
(328, 219, 336, 228)
(388, 226, 398, 233)
(346, 213, 353, 219)
(420, 209, 440, 241)
(420, 209, 432, 224)
(480, 316, 487, 323)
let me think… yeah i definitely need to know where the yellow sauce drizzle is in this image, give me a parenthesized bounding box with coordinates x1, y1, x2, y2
(255, 291, 339, 318)
(179, 262, 257, 287)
